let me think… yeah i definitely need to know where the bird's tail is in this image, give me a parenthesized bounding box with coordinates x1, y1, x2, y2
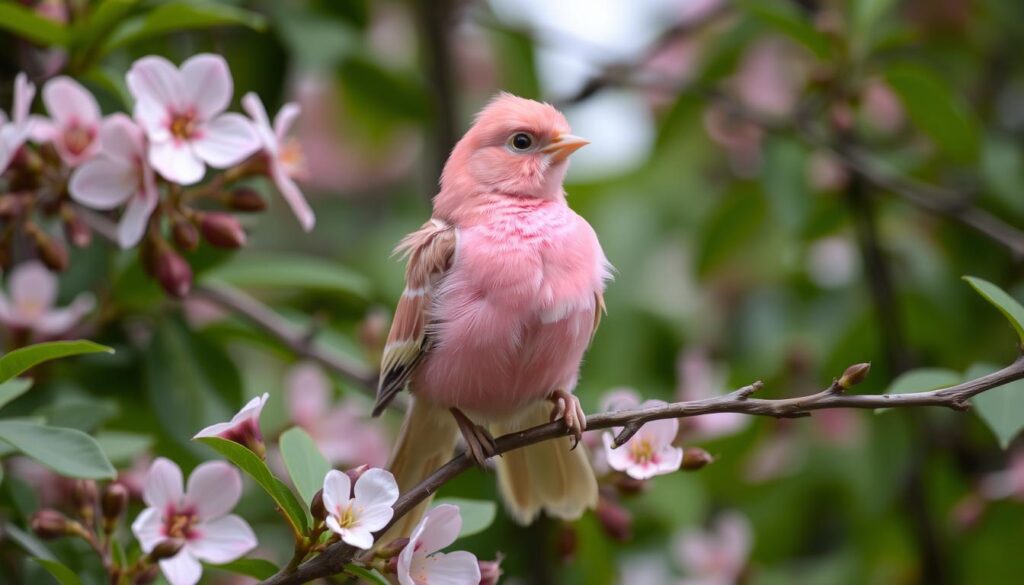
(491, 401, 598, 524)
(378, 396, 459, 545)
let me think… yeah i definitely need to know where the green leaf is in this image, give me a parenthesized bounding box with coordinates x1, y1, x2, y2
(433, 498, 497, 539)
(0, 2, 68, 46)
(981, 136, 1024, 216)
(968, 363, 1024, 449)
(338, 55, 432, 121)
(884, 368, 962, 395)
(696, 189, 767, 276)
(0, 378, 33, 411)
(739, 0, 832, 59)
(3, 522, 55, 561)
(849, 0, 896, 55)
(763, 136, 810, 233)
(196, 436, 309, 534)
(32, 558, 81, 585)
(40, 397, 118, 432)
(0, 340, 113, 384)
(279, 427, 330, 508)
(95, 431, 153, 465)
(103, 1, 267, 53)
(203, 254, 371, 299)
(884, 64, 979, 162)
(208, 558, 279, 580)
(0, 421, 116, 479)
(344, 564, 391, 585)
(964, 276, 1024, 344)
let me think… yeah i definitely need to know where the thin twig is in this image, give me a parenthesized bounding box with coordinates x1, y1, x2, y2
(260, 355, 1024, 585)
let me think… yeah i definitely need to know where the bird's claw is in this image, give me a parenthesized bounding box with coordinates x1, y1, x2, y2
(450, 408, 496, 467)
(548, 389, 587, 449)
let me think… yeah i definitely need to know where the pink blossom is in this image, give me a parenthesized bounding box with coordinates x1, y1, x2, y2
(30, 76, 102, 166)
(69, 114, 159, 248)
(397, 504, 480, 585)
(603, 400, 683, 480)
(587, 388, 643, 474)
(0, 261, 93, 339)
(0, 73, 36, 174)
(674, 512, 752, 585)
(979, 450, 1024, 502)
(322, 468, 398, 549)
(732, 38, 806, 118)
(861, 78, 905, 134)
(743, 427, 805, 483)
(126, 54, 259, 185)
(702, 104, 763, 177)
(194, 394, 269, 457)
(131, 458, 257, 585)
(241, 93, 314, 231)
(285, 363, 390, 468)
(806, 150, 849, 192)
(805, 236, 857, 289)
(677, 349, 749, 441)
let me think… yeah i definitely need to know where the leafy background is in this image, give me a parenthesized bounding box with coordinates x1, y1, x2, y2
(2, 0, 1024, 584)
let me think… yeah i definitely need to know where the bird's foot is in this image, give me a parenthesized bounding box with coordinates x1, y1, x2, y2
(548, 389, 587, 448)
(450, 408, 496, 467)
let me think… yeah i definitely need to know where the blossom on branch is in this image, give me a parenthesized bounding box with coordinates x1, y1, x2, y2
(397, 504, 480, 585)
(0, 261, 94, 339)
(242, 92, 315, 231)
(194, 393, 269, 457)
(30, 76, 102, 166)
(674, 511, 752, 585)
(603, 399, 683, 480)
(322, 467, 398, 549)
(0, 73, 36, 174)
(69, 114, 160, 248)
(131, 458, 257, 585)
(127, 54, 259, 185)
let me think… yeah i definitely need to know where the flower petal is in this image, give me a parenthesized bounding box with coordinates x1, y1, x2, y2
(181, 54, 232, 120)
(159, 551, 203, 585)
(241, 92, 275, 150)
(353, 468, 399, 512)
(356, 504, 394, 534)
(134, 98, 170, 143)
(99, 113, 145, 163)
(638, 400, 678, 447)
(28, 115, 56, 143)
(130, 506, 165, 553)
(603, 433, 635, 474)
(42, 76, 101, 127)
(143, 457, 184, 509)
(271, 163, 315, 231)
(188, 514, 257, 563)
(285, 362, 330, 427)
(191, 113, 259, 168)
(416, 551, 481, 585)
(185, 461, 242, 520)
(412, 504, 462, 556)
(8, 261, 56, 310)
(149, 139, 205, 185)
(69, 158, 137, 210)
(653, 446, 683, 476)
(34, 293, 95, 335)
(322, 469, 352, 514)
(13, 73, 35, 125)
(118, 187, 158, 248)
(273, 103, 300, 142)
(127, 55, 183, 110)
(340, 526, 374, 550)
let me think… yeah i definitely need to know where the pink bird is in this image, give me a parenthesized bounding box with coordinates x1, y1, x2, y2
(374, 93, 611, 538)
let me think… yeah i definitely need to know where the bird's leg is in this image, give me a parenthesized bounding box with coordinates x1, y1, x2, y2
(449, 407, 496, 467)
(548, 389, 587, 448)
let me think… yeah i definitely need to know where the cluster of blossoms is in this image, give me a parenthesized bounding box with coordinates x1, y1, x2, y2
(0, 54, 314, 307)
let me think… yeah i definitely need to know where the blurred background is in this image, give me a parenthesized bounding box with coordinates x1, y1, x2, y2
(2, 0, 1024, 583)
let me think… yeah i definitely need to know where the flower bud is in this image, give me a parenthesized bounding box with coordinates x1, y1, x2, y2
(135, 565, 160, 585)
(72, 480, 98, 525)
(30, 510, 70, 539)
(102, 483, 129, 522)
(555, 524, 577, 564)
(595, 498, 632, 542)
(310, 488, 326, 521)
(614, 475, 647, 495)
(27, 224, 69, 272)
(61, 205, 92, 248)
(345, 464, 370, 485)
(155, 247, 193, 298)
(226, 187, 267, 212)
(148, 538, 186, 561)
(171, 218, 199, 252)
(682, 447, 715, 471)
(838, 362, 871, 390)
(375, 537, 409, 560)
(199, 212, 246, 248)
(478, 554, 504, 585)
(0, 194, 24, 218)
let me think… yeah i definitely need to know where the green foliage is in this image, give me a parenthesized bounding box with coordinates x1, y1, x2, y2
(208, 558, 280, 580)
(884, 63, 980, 162)
(344, 564, 391, 585)
(964, 276, 1024, 344)
(101, 1, 267, 53)
(0, 2, 68, 46)
(0, 341, 113, 385)
(883, 368, 961, 395)
(738, 0, 832, 59)
(968, 363, 1024, 449)
(0, 379, 32, 411)
(279, 426, 331, 508)
(196, 436, 310, 535)
(31, 558, 81, 585)
(203, 254, 372, 299)
(0, 421, 115, 479)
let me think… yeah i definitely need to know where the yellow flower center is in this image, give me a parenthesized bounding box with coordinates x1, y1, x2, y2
(165, 511, 197, 539)
(335, 505, 357, 529)
(629, 438, 655, 464)
(169, 112, 198, 141)
(63, 124, 93, 155)
(279, 138, 308, 179)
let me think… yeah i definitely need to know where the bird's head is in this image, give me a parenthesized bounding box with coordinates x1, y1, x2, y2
(438, 93, 588, 206)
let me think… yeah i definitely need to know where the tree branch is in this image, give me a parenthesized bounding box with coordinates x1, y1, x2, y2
(260, 355, 1024, 585)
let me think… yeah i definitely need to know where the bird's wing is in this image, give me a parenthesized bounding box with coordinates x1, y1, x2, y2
(373, 218, 457, 416)
(591, 290, 606, 344)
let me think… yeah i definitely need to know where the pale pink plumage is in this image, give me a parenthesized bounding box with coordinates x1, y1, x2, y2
(377, 94, 609, 536)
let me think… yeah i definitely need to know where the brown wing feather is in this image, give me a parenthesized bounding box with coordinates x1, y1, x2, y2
(373, 218, 456, 416)
(591, 291, 606, 344)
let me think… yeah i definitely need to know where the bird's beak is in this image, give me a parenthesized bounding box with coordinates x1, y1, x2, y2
(541, 133, 589, 163)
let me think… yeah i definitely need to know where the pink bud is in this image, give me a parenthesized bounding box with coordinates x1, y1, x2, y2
(478, 554, 504, 585)
(556, 524, 577, 564)
(30, 509, 70, 539)
(171, 218, 199, 252)
(27, 224, 69, 272)
(226, 187, 267, 212)
(345, 464, 370, 485)
(149, 538, 185, 561)
(595, 498, 632, 542)
(682, 447, 715, 471)
(838, 363, 871, 390)
(155, 248, 193, 298)
(199, 212, 247, 248)
(310, 488, 326, 520)
(102, 483, 128, 522)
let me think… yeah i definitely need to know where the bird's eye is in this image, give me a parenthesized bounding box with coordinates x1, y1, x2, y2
(508, 132, 534, 152)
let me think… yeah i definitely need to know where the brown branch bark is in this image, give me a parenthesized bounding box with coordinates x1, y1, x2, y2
(260, 355, 1024, 585)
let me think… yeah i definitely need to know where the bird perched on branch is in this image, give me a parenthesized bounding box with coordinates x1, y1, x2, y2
(374, 93, 611, 538)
